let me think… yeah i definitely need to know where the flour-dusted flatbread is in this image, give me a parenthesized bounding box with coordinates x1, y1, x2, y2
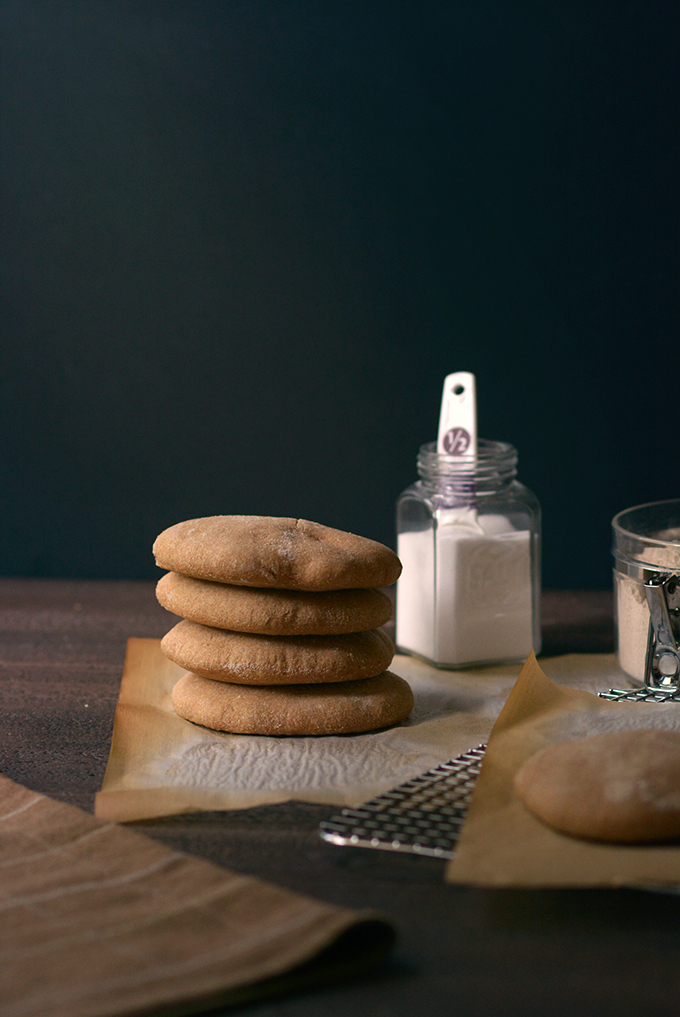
(514, 729, 680, 843)
(153, 516, 402, 591)
(156, 572, 393, 635)
(161, 620, 395, 685)
(171, 670, 414, 735)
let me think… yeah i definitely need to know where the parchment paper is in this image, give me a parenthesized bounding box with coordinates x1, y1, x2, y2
(446, 652, 680, 889)
(95, 639, 632, 823)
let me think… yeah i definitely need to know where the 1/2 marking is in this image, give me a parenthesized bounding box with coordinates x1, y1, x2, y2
(443, 427, 471, 454)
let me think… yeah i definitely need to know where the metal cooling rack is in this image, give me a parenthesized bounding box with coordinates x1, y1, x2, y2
(318, 745, 486, 859)
(599, 687, 680, 703)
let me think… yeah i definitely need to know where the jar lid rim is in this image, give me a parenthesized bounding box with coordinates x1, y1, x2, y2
(418, 438, 517, 461)
(612, 499, 680, 548)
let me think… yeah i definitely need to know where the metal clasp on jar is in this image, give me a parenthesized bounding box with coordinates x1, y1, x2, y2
(644, 573, 680, 690)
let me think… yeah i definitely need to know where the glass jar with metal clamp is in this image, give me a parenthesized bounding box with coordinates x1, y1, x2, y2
(612, 500, 680, 692)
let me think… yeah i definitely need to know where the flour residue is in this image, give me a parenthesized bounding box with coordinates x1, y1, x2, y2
(164, 735, 438, 793)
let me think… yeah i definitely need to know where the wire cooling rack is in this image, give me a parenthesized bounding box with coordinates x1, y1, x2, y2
(319, 686, 680, 859)
(318, 745, 486, 859)
(598, 687, 680, 703)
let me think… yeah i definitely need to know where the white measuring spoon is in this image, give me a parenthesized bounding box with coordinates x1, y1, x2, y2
(437, 371, 477, 457)
(436, 371, 480, 524)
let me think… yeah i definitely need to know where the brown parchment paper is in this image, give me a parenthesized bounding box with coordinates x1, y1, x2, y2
(446, 652, 680, 889)
(96, 638, 632, 823)
(0, 773, 393, 1017)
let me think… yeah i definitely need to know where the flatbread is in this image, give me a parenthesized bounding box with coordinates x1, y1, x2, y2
(161, 620, 395, 685)
(153, 516, 402, 591)
(514, 729, 680, 843)
(171, 670, 414, 735)
(156, 572, 393, 635)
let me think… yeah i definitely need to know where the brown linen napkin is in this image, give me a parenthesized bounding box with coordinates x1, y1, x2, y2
(0, 775, 393, 1017)
(446, 652, 680, 889)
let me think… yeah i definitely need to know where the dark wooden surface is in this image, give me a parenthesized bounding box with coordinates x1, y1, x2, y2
(5, 580, 680, 1017)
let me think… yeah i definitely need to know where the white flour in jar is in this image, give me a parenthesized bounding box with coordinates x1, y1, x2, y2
(397, 510, 533, 667)
(615, 573, 650, 684)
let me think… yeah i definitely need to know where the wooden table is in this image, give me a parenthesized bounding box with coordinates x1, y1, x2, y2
(4, 579, 680, 1017)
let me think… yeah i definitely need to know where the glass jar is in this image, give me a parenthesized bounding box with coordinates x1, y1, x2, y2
(612, 499, 680, 687)
(396, 440, 541, 668)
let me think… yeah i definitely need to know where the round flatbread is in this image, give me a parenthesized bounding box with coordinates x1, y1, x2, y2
(156, 572, 393, 635)
(161, 619, 395, 685)
(171, 670, 414, 735)
(514, 729, 680, 843)
(153, 516, 402, 591)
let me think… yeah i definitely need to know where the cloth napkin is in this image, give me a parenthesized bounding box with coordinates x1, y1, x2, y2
(446, 652, 680, 889)
(0, 774, 393, 1017)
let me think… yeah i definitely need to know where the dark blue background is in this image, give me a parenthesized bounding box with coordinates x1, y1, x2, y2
(1, 1, 678, 587)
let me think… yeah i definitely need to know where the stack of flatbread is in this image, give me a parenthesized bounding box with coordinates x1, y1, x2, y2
(154, 516, 413, 736)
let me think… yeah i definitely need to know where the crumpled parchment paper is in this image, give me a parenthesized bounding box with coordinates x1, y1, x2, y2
(95, 638, 632, 823)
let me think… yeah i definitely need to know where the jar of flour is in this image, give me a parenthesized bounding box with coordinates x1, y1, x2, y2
(396, 438, 541, 668)
(612, 500, 680, 688)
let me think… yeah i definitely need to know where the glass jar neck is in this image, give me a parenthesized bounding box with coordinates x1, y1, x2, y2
(416, 439, 518, 497)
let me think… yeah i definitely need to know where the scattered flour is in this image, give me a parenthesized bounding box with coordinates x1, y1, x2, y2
(164, 736, 438, 793)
